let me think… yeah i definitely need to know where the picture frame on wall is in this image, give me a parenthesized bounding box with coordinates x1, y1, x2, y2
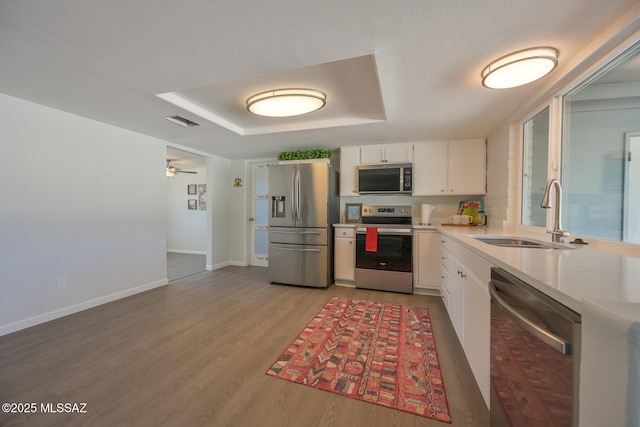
(187, 199, 197, 210)
(197, 184, 207, 211)
(187, 184, 197, 195)
(345, 203, 362, 223)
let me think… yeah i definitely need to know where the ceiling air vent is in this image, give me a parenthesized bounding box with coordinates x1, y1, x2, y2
(165, 115, 199, 128)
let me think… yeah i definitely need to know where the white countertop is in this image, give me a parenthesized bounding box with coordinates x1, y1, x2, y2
(435, 225, 640, 316)
(335, 222, 640, 315)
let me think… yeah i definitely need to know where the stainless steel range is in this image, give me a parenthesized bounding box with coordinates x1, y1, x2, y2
(355, 205, 413, 293)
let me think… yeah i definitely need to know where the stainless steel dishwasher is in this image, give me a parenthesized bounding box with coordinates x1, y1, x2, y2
(489, 268, 581, 427)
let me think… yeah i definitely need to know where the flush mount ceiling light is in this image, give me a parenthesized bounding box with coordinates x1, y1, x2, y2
(246, 88, 326, 117)
(481, 47, 559, 89)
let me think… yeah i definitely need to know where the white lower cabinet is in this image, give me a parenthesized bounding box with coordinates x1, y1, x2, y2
(462, 267, 491, 408)
(439, 234, 491, 408)
(413, 230, 441, 294)
(447, 255, 465, 340)
(334, 227, 355, 284)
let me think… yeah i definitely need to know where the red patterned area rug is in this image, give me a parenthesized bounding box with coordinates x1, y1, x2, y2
(265, 297, 451, 423)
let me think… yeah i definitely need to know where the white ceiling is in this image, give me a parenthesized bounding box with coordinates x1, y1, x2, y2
(0, 1, 636, 160)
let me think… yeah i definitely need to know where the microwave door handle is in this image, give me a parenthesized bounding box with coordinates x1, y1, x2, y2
(489, 282, 571, 355)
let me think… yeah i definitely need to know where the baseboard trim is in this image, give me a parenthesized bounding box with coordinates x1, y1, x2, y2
(334, 280, 356, 288)
(413, 287, 442, 296)
(0, 278, 168, 337)
(167, 249, 207, 255)
(228, 261, 248, 267)
(208, 261, 230, 271)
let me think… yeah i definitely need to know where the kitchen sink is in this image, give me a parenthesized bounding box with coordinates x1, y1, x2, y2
(469, 235, 574, 249)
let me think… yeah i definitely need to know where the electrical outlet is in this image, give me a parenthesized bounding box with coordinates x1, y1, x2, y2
(57, 276, 67, 289)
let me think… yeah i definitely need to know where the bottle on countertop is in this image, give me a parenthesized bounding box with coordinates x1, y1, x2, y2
(478, 211, 487, 226)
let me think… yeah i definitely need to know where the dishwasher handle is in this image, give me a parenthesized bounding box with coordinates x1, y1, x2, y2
(489, 281, 572, 355)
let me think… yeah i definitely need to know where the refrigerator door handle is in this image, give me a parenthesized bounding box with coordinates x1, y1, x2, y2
(295, 167, 301, 223)
(271, 230, 322, 235)
(271, 246, 321, 253)
(290, 168, 297, 222)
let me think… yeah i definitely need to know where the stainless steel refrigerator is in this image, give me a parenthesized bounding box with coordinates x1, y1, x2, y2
(268, 162, 339, 288)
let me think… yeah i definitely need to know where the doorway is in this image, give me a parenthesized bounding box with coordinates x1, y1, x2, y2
(166, 146, 208, 281)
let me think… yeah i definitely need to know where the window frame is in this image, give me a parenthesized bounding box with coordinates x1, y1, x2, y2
(516, 31, 640, 253)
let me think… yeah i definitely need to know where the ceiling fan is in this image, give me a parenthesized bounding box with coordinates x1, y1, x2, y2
(166, 159, 197, 177)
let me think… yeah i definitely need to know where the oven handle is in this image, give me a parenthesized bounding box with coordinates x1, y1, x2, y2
(356, 228, 413, 235)
(489, 281, 571, 355)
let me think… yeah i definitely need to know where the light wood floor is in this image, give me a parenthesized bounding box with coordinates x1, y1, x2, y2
(167, 252, 206, 282)
(0, 266, 489, 427)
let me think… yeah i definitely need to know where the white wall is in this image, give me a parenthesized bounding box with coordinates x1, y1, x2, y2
(227, 159, 248, 266)
(485, 123, 512, 225)
(207, 155, 232, 270)
(166, 167, 207, 254)
(0, 93, 168, 335)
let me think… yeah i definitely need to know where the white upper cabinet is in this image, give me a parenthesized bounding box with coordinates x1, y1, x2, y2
(412, 140, 449, 195)
(339, 146, 360, 197)
(413, 139, 486, 195)
(448, 139, 486, 195)
(360, 143, 413, 164)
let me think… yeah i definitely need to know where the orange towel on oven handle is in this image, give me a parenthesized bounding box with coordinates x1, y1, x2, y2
(366, 227, 378, 252)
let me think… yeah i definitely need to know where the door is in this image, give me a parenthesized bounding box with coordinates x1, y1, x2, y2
(413, 231, 441, 291)
(462, 271, 491, 406)
(448, 139, 486, 194)
(412, 141, 448, 195)
(334, 237, 355, 281)
(360, 145, 385, 164)
(624, 133, 640, 243)
(296, 163, 328, 227)
(267, 243, 328, 287)
(355, 230, 412, 272)
(384, 143, 413, 163)
(249, 161, 272, 267)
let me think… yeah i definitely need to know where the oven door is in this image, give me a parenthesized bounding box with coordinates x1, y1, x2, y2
(354, 227, 413, 293)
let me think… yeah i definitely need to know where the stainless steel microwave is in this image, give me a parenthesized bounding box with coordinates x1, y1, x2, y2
(357, 163, 412, 194)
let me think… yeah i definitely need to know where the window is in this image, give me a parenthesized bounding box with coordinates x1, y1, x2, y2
(522, 107, 550, 227)
(562, 42, 640, 243)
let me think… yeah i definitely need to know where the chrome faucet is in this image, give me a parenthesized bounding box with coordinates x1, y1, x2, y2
(541, 179, 570, 243)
